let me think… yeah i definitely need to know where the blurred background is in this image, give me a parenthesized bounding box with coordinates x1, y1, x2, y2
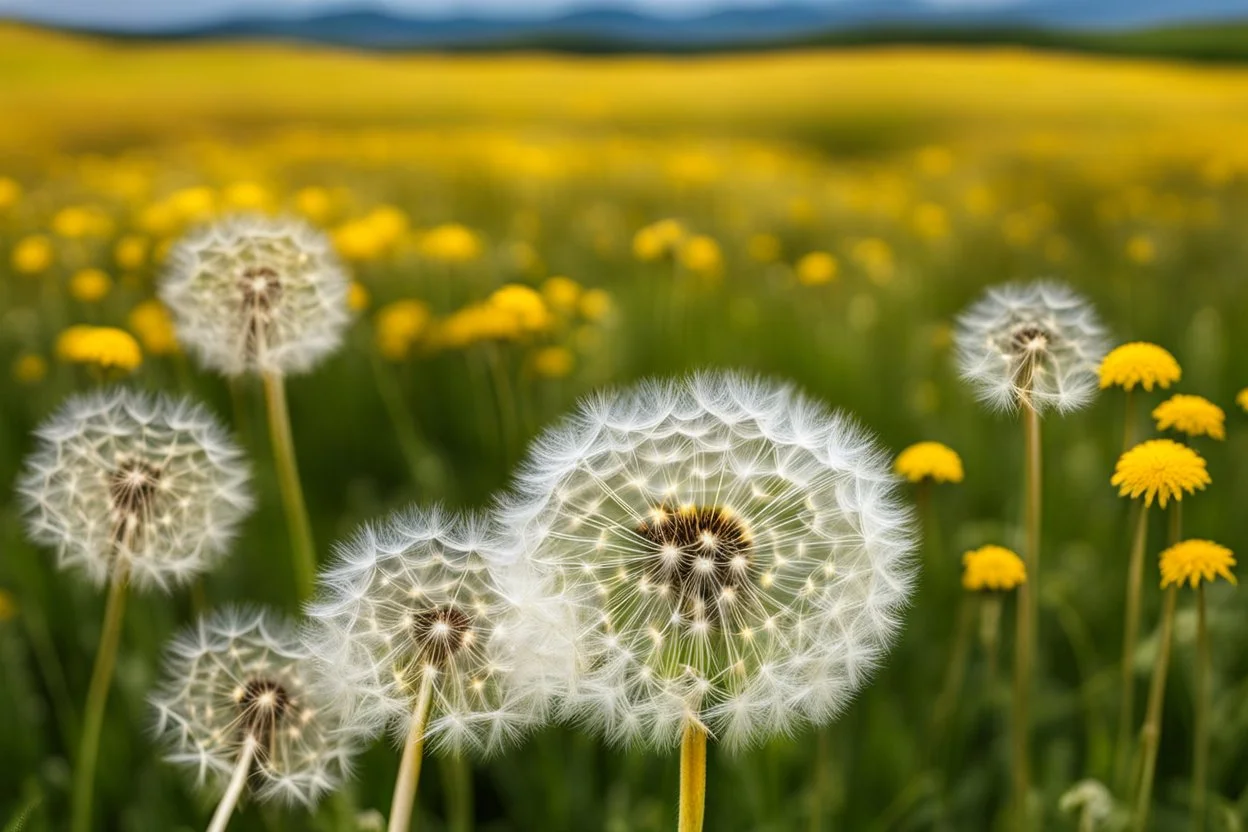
(2, 0, 1248, 829)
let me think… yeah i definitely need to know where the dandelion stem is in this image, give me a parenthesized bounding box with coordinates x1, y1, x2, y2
(1012, 398, 1041, 829)
(388, 673, 435, 832)
(485, 344, 521, 462)
(1115, 503, 1150, 792)
(1134, 585, 1177, 832)
(809, 726, 830, 832)
(678, 721, 708, 832)
(368, 352, 444, 496)
(442, 754, 473, 832)
(981, 594, 1003, 691)
(70, 566, 129, 832)
(262, 372, 316, 601)
(207, 738, 257, 832)
(1192, 583, 1209, 832)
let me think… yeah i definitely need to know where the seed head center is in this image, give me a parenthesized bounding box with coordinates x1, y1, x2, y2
(237, 677, 291, 746)
(638, 504, 753, 623)
(411, 605, 475, 666)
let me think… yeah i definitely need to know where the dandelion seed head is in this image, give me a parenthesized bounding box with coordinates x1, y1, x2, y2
(499, 371, 916, 751)
(954, 281, 1108, 414)
(1111, 439, 1210, 508)
(16, 388, 253, 591)
(1160, 539, 1236, 590)
(305, 506, 566, 757)
(1098, 342, 1180, 392)
(961, 545, 1026, 592)
(160, 215, 349, 377)
(149, 608, 355, 806)
(1152, 394, 1225, 441)
(893, 441, 963, 484)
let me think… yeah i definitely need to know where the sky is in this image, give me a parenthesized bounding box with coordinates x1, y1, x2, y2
(0, 0, 1027, 29)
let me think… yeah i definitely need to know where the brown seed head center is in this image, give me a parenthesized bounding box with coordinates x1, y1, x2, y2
(237, 677, 291, 746)
(638, 504, 753, 618)
(411, 605, 475, 666)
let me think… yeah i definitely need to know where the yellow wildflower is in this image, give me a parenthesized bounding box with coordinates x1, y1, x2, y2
(796, 252, 838, 286)
(169, 186, 216, 223)
(632, 219, 686, 262)
(894, 442, 964, 484)
(852, 237, 894, 285)
(127, 300, 179, 356)
(419, 223, 481, 263)
(680, 235, 723, 277)
(1153, 394, 1225, 441)
(579, 289, 612, 322)
(57, 326, 143, 373)
(1160, 540, 1236, 589)
(541, 276, 581, 314)
(533, 346, 575, 379)
(913, 203, 950, 240)
(962, 545, 1026, 592)
(1126, 234, 1156, 265)
(0, 177, 21, 210)
(489, 285, 550, 333)
(333, 220, 385, 261)
(222, 181, 271, 211)
(69, 268, 112, 303)
(52, 205, 112, 238)
(348, 282, 371, 313)
(375, 300, 431, 360)
(114, 234, 149, 270)
(1112, 439, 1210, 508)
(12, 234, 53, 275)
(11, 353, 47, 385)
(1238, 388, 1248, 413)
(294, 186, 333, 224)
(1098, 342, 1181, 392)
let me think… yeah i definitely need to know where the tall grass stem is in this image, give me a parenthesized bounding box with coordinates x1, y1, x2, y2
(262, 372, 316, 601)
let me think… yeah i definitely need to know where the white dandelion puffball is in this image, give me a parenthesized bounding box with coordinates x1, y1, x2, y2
(305, 506, 567, 756)
(954, 281, 1109, 414)
(150, 608, 355, 806)
(498, 371, 916, 751)
(160, 215, 350, 377)
(16, 388, 253, 591)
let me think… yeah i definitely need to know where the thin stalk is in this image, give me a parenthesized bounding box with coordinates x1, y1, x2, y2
(1192, 583, 1209, 832)
(207, 738, 257, 832)
(388, 673, 435, 832)
(1134, 586, 1178, 832)
(70, 566, 130, 832)
(441, 754, 473, 832)
(1115, 503, 1150, 791)
(679, 722, 708, 832)
(809, 726, 830, 832)
(1012, 399, 1041, 829)
(484, 344, 520, 461)
(1121, 388, 1136, 452)
(262, 372, 316, 601)
(368, 352, 444, 496)
(981, 594, 1003, 691)
(930, 595, 975, 750)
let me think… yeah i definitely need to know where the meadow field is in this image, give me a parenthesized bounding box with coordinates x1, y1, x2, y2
(2, 23, 1248, 831)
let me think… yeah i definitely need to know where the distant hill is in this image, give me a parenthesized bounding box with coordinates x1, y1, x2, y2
(12, 1, 1248, 59)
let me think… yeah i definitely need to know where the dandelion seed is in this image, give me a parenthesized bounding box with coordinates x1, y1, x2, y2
(150, 608, 356, 828)
(894, 442, 963, 484)
(160, 214, 349, 377)
(954, 281, 1108, 414)
(305, 506, 565, 832)
(1152, 394, 1225, 441)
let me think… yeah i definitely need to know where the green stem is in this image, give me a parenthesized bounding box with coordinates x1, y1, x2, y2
(1122, 388, 1136, 453)
(930, 595, 975, 750)
(262, 372, 316, 601)
(1115, 503, 1150, 792)
(1192, 583, 1209, 832)
(70, 568, 129, 832)
(981, 594, 1002, 692)
(809, 726, 830, 832)
(442, 754, 473, 832)
(368, 352, 445, 496)
(1134, 586, 1177, 832)
(1012, 399, 1041, 829)
(388, 674, 434, 832)
(485, 344, 520, 462)
(679, 722, 708, 832)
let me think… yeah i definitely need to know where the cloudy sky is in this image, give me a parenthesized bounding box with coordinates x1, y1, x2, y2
(0, 0, 1026, 29)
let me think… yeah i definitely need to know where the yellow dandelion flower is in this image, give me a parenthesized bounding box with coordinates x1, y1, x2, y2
(1236, 387, 1248, 413)
(541, 276, 581, 314)
(1126, 234, 1156, 265)
(680, 235, 723, 277)
(796, 251, 838, 286)
(11, 353, 47, 385)
(57, 326, 143, 373)
(632, 219, 686, 262)
(912, 203, 950, 240)
(489, 284, 550, 333)
(333, 220, 384, 262)
(0, 177, 21, 210)
(1111, 439, 1210, 508)
(1153, 394, 1225, 441)
(375, 300, 431, 360)
(114, 234, 149, 270)
(12, 234, 53, 275)
(69, 268, 112, 303)
(419, 223, 482, 263)
(894, 442, 964, 484)
(962, 545, 1026, 592)
(533, 345, 575, 379)
(578, 289, 612, 322)
(52, 205, 112, 238)
(1159, 540, 1236, 589)
(222, 181, 271, 211)
(127, 300, 179, 356)
(1098, 342, 1181, 392)
(348, 282, 371, 313)
(294, 186, 333, 224)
